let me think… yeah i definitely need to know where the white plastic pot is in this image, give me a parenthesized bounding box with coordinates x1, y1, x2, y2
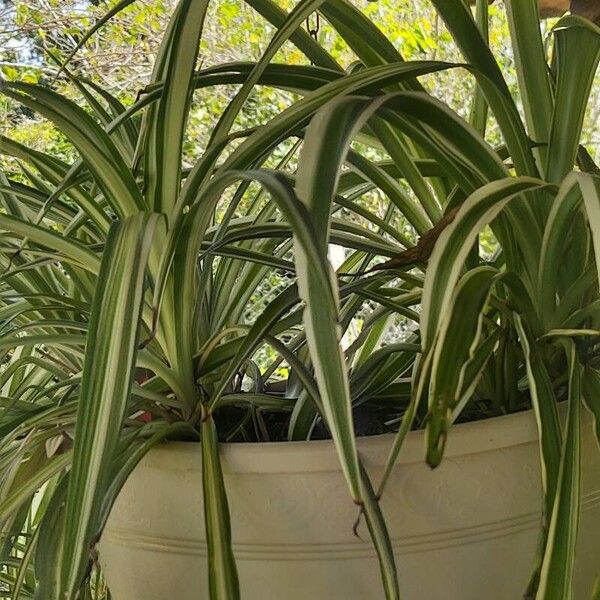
(99, 408, 600, 599)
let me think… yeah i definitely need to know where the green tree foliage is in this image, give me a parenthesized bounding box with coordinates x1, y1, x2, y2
(2, 1, 597, 161)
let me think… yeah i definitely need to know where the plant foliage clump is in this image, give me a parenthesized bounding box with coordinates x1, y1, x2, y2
(0, 1, 599, 599)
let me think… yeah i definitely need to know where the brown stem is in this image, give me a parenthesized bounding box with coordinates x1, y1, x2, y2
(363, 205, 460, 275)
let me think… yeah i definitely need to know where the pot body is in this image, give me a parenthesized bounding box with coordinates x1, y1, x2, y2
(99, 408, 600, 599)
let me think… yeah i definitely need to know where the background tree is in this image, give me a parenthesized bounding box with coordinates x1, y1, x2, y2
(2, 0, 597, 161)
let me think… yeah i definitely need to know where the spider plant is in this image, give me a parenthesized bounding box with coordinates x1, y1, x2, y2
(0, 0, 599, 599)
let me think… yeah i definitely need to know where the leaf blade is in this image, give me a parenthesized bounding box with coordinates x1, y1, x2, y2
(57, 213, 160, 597)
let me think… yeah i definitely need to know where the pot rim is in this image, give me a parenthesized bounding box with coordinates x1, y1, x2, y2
(142, 405, 579, 474)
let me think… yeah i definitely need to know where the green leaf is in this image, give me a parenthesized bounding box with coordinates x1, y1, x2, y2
(546, 17, 600, 182)
(428, 0, 537, 177)
(209, 283, 300, 405)
(451, 329, 502, 422)
(35, 477, 69, 600)
(320, 0, 408, 68)
(537, 182, 583, 329)
(0, 213, 100, 273)
(592, 574, 600, 600)
(210, 0, 328, 145)
(293, 98, 371, 503)
(582, 367, 600, 449)
(0, 82, 143, 217)
(503, 0, 553, 163)
(141, 0, 210, 215)
(53, 213, 160, 598)
(469, 0, 489, 136)
(421, 177, 551, 349)
(0, 452, 71, 519)
(575, 174, 600, 285)
(426, 266, 499, 466)
(535, 341, 582, 600)
(514, 315, 561, 511)
(201, 417, 240, 599)
(220, 61, 454, 174)
(359, 462, 399, 600)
